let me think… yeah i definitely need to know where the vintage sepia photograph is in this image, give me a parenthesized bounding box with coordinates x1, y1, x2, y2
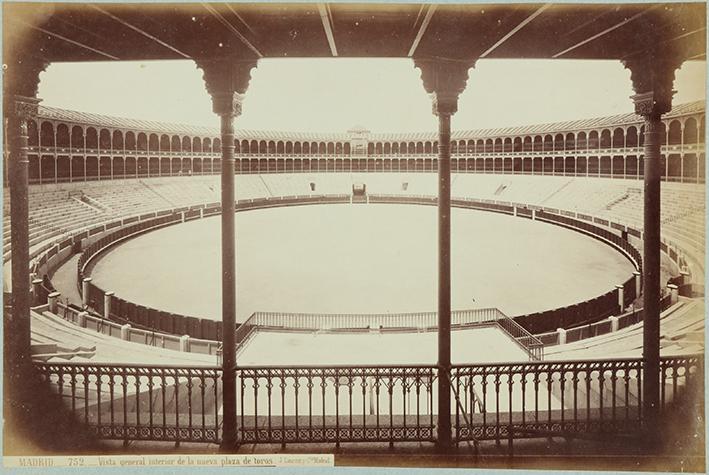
(1, 1, 706, 472)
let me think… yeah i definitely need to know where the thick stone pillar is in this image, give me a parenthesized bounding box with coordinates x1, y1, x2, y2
(197, 58, 256, 452)
(624, 52, 680, 447)
(415, 58, 474, 451)
(6, 98, 38, 363)
(3, 55, 47, 410)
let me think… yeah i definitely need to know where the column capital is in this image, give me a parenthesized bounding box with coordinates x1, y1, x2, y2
(210, 92, 246, 118)
(195, 58, 257, 117)
(2, 56, 49, 100)
(414, 58, 475, 117)
(622, 53, 682, 118)
(3, 55, 48, 123)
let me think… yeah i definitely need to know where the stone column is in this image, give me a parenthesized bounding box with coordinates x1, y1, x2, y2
(4, 55, 47, 397)
(624, 52, 681, 446)
(197, 58, 257, 452)
(415, 58, 474, 451)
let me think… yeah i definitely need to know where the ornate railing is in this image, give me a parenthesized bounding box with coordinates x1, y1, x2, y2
(236, 365, 438, 445)
(34, 363, 222, 443)
(451, 359, 647, 443)
(33, 354, 703, 446)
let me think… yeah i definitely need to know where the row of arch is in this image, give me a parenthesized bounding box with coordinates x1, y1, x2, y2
(28, 114, 705, 156)
(27, 153, 705, 184)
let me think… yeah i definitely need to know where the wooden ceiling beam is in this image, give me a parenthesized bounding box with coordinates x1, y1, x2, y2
(317, 3, 338, 57)
(480, 4, 551, 59)
(91, 5, 191, 59)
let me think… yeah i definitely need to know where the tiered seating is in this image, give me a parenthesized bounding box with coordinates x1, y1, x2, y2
(305, 173, 352, 195)
(4, 174, 704, 282)
(453, 174, 510, 200)
(542, 178, 630, 212)
(3, 172, 699, 365)
(261, 174, 304, 196)
(31, 309, 216, 365)
(235, 175, 271, 200)
(81, 179, 174, 216)
(545, 298, 705, 359)
(31, 327, 96, 362)
(349, 173, 426, 195)
(598, 181, 705, 279)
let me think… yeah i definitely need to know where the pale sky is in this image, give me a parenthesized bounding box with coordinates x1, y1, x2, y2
(38, 58, 706, 134)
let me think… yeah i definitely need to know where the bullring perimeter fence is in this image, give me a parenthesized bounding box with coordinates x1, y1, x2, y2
(67, 194, 645, 343)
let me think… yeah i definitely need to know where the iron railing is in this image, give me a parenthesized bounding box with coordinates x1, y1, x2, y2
(34, 354, 703, 446)
(236, 365, 438, 446)
(34, 362, 222, 443)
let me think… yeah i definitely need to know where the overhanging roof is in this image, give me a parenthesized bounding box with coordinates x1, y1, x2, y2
(4, 3, 706, 64)
(35, 100, 704, 142)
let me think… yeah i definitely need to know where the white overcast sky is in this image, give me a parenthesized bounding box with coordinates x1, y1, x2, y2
(38, 58, 706, 133)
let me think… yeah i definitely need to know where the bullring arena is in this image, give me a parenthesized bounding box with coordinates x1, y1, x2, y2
(1, 2, 706, 471)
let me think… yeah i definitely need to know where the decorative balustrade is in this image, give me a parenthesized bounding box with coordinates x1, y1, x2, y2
(236, 365, 438, 445)
(34, 363, 222, 443)
(35, 355, 702, 446)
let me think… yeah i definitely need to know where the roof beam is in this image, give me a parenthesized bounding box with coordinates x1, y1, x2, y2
(552, 10, 647, 58)
(91, 5, 191, 59)
(621, 26, 707, 60)
(202, 3, 263, 58)
(224, 3, 258, 37)
(480, 4, 551, 58)
(317, 3, 337, 57)
(13, 19, 120, 60)
(408, 5, 437, 57)
(563, 9, 614, 38)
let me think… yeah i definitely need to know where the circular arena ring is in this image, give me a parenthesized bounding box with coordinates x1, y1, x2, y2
(60, 193, 653, 347)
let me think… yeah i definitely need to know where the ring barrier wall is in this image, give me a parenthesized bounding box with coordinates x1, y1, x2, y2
(26, 190, 695, 354)
(74, 195, 351, 342)
(54, 301, 220, 356)
(72, 193, 642, 343)
(371, 194, 642, 334)
(534, 292, 675, 346)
